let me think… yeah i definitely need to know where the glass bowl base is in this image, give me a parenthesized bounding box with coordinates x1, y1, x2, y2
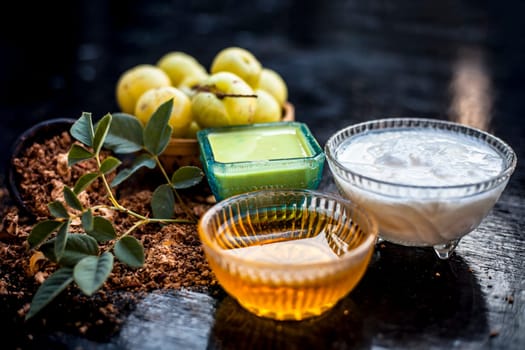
(377, 236, 462, 259)
(432, 239, 461, 260)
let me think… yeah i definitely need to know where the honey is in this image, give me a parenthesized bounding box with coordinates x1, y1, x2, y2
(201, 206, 375, 320)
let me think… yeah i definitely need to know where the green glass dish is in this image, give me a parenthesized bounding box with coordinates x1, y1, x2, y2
(197, 122, 325, 200)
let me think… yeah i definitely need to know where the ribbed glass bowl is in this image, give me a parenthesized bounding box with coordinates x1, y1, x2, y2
(325, 118, 517, 259)
(198, 189, 378, 321)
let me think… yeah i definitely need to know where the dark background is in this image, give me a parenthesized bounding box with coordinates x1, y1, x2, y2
(1, 1, 524, 349)
(1, 1, 524, 177)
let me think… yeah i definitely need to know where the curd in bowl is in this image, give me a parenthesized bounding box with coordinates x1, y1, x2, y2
(325, 118, 517, 259)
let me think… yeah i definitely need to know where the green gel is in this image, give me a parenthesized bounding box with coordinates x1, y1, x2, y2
(208, 126, 312, 163)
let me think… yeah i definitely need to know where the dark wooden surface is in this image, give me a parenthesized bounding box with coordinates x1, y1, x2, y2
(1, 1, 524, 349)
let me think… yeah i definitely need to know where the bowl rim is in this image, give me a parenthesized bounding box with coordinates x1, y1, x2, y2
(324, 117, 517, 194)
(198, 188, 378, 270)
(197, 121, 324, 166)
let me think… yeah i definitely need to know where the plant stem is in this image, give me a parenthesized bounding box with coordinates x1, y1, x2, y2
(96, 154, 120, 209)
(154, 155, 171, 184)
(120, 219, 145, 239)
(153, 156, 196, 222)
(89, 205, 194, 225)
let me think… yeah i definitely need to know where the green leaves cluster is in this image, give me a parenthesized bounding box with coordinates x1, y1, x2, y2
(25, 99, 204, 320)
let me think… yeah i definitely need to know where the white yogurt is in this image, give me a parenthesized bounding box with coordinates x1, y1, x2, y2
(332, 128, 508, 247)
(336, 129, 504, 186)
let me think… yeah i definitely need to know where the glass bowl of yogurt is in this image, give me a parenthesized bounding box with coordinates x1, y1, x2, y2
(325, 118, 517, 259)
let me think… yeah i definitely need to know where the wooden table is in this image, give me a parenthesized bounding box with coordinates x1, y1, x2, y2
(1, 1, 523, 349)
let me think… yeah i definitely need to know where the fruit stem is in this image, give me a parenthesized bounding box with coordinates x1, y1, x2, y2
(218, 93, 258, 99)
(193, 84, 257, 100)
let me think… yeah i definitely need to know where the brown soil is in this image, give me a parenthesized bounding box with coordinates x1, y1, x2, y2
(0, 130, 219, 345)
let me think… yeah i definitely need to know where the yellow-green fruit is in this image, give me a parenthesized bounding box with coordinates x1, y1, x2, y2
(157, 51, 208, 88)
(134, 86, 192, 138)
(185, 120, 201, 139)
(192, 72, 256, 128)
(210, 47, 262, 88)
(257, 68, 288, 106)
(116, 64, 172, 114)
(253, 89, 282, 123)
(178, 74, 208, 99)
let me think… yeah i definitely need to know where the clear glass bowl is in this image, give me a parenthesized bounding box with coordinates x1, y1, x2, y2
(198, 189, 378, 321)
(325, 118, 517, 259)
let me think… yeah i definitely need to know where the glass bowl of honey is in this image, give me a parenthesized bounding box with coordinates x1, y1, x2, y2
(325, 118, 517, 259)
(198, 189, 378, 321)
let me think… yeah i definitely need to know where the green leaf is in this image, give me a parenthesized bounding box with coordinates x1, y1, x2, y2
(74, 252, 114, 296)
(68, 144, 94, 166)
(73, 173, 99, 194)
(93, 113, 112, 155)
(114, 236, 144, 268)
(151, 184, 175, 219)
(111, 153, 156, 187)
(81, 209, 94, 232)
(100, 156, 122, 174)
(28, 220, 62, 248)
(70, 112, 94, 147)
(157, 127, 172, 155)
(41, 234, 99, 266)
(171, 166, 204, 189)
(39, 240, 58, 263)
(63, 186, 83, 211)
(47, 201, 69, 219)
(104, 113, 144, 153)
(25, 267, 74, 320)
(143, 98, 173, 155)
(54, 220, 70, 261)
(86, 216, 117, 242)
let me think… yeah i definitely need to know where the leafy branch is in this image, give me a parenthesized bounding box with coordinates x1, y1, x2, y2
(25, 99, 204, 320)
